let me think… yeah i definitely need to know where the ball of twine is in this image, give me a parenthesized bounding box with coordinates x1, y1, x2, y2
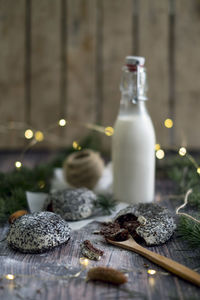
(63, 149, 105, 190)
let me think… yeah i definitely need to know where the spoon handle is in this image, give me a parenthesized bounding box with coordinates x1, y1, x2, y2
(135, 245, 200, 286)
(108, 239, 200, 286)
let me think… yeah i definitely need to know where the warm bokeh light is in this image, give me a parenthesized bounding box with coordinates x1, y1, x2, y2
(155, 143, 161, 151)
(197, 167, 200, 175)
(73, 141, 78, 149)
(58, 119, 67, 127)
(164, 118, 173, 128)
(24, 129, 33, 139)
(35, 131, 44, 142)
(5, 274, 15, 280)
(105, 126, 114, 136)
(15, 161, 22, 169)
(72, 141, 81, 150)
(79, 257, 89, 267)
(156, 149, 165, 159)
(147, 269, 156, 275)
(179, 147, 187, 156)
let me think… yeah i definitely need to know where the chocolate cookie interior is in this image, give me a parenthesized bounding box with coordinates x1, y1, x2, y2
(115, 214, 142, 240)
(100, 213, 143, 243)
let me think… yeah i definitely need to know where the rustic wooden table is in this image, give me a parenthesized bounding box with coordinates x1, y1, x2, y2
(0, 152, 200, 300)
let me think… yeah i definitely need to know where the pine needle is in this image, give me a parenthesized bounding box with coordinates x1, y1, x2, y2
(178, 216, 200, 249)
(95, 194, 117, 215)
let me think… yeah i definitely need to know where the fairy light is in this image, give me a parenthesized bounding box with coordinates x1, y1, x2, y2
(58, 119, 67, 127)
(164, 118, 173, 128)
(79, 257, 89, 268)
(156, 149, 165, 159)
(5, 274, 15, 280)
(15, 161, 22, 169)
(179, 147, 187, 156)
(104, 126, 114, 136)
(147, 269, 156, 275)
(35, 131, 44, 142)
(72, 141, 81, 150)
(73, 141, 78, 149)
(1, 118, 199, 182)
(155, 144, 161, 151)
(24, 129, 33, 139)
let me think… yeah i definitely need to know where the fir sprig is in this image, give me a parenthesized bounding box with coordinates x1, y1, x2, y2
(95, 194, 117, 215)
(164, 156, 200, 194)
(178, 216, 200, 249)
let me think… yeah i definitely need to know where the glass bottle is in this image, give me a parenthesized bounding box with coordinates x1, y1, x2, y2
(112, 56, 155, 204)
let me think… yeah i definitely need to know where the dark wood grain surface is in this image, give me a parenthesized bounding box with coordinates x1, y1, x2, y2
(0, 152, 200, 300)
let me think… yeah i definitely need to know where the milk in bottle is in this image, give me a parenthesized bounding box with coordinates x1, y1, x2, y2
(112, 56, 155, 204)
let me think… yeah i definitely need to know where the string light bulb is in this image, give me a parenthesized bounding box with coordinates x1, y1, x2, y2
(72, 141, 81, 150)
(15, 161, 22, 169)
(155, 144, 161, 151)
(24, 129, 33, 139)
(179, 147, 187, 156)
(73, 141, 78, 149)
(58, 119, 67, 127)
(147, 269, 156, 275)
(164, 118, 173, 128)
(79, 257, 89, 268)
(35, 131, 44, 142)
(105, 126, 114, 136)
(156, 149, 165, 159)
(5, 274, 15, 280)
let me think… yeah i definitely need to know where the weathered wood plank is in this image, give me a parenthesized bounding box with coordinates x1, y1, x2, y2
(101, 0, 133, 151)
(31, 0, 61, 147)
(66, 0, 96, 146)
(139, 0, 169, 148)
(175, 0, 200, 149)
(0, 0, 25, 148)
(168, 0, 176, 146)
(95, 0, 103, 125)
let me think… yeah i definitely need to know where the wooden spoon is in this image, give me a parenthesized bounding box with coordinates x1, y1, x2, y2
(107, 236, 200, 287)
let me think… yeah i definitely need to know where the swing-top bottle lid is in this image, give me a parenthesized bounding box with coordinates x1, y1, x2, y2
(125, 56, 145, 72)
(125, 56, 145, 66)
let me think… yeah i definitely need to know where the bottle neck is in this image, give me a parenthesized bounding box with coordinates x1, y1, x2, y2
(120, 65, 148, 103)
(119, 94, 148, 116)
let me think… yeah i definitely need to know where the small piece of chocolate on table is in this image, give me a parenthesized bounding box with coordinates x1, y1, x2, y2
(81, 240, 104, 261)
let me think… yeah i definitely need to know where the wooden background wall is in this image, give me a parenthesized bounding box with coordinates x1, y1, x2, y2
(0, 0, 200, 150)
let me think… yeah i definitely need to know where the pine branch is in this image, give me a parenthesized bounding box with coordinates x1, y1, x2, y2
(178, 216, 200, 249)
(95, 194, 117, 215)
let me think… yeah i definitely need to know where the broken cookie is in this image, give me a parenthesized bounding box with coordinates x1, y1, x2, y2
(81, 240, 104, 260)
